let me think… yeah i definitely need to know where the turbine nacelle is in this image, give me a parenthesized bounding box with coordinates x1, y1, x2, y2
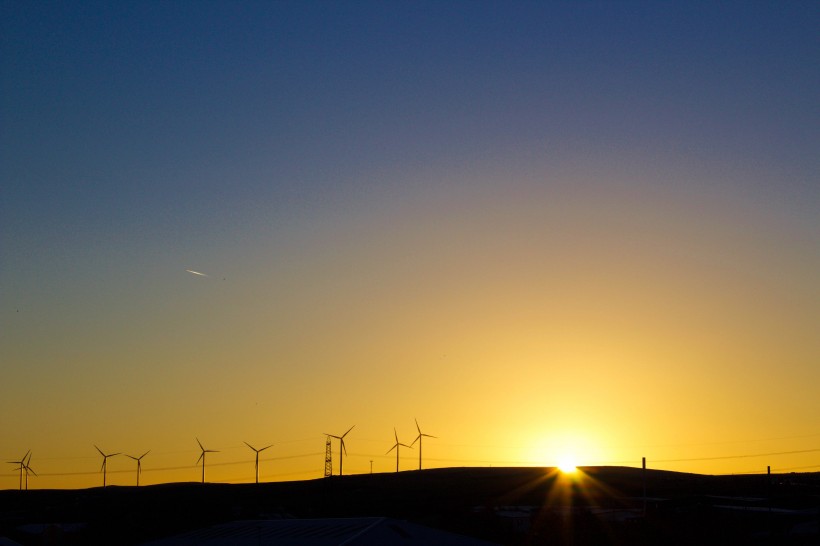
(243, 442, 273, 453)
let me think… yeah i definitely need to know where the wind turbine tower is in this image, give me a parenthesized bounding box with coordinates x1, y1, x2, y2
(324, 425, 354, 476)
(244, 442, 272, 484)
(196, 438, 218, 484)
(387, 428, 412, 473)
(125, 451, 150, 486)
(95, 445, 120, 488)
(411, 418, 437, 471)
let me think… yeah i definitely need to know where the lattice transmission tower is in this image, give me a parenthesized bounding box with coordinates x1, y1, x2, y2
(324, 436, 333, 477)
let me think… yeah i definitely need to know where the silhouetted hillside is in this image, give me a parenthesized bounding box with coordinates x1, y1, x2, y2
(1, 467, 818, 545)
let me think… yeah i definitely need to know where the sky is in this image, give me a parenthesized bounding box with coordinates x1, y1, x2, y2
(1, 0, 818, 489)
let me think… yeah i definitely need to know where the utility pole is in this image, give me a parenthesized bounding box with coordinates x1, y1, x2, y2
(324, 436, 333, 478)
(767, 465, 772, 514)
(642, 457, 647, 516)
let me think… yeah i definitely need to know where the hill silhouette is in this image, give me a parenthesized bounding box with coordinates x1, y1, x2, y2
(1, 466, 818, 544)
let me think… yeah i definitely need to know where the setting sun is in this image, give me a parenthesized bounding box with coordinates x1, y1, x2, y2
(557, 457, 578, 474)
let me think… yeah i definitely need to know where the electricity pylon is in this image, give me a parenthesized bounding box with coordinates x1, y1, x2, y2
(324, 436, 333, 478)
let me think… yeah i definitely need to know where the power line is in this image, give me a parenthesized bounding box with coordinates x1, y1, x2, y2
(651, 448, 820, 463)
(610, 432, 820, 450)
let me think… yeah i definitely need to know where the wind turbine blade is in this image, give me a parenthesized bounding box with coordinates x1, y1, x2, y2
(26, 466, 37, 477)
(95, 445, 104, 456)
(342, 425, 355, 438)
(140, 450, 150, 459)
(196, 438, 204, 451)
(125, 454, 138, 461)
(196, 453, 204, 465)
(394, 428, 398, 442)
(424, 434, 437, 438)
(400, 443, 413, 448)
(341, 439, 347, 456)
(100, 460, 106, 473)
(415, 418, 421, 434)
(386, 445, 397, 455)
(411, 435, 420, 446)
(260, 445, 273, 451)
(243, 441, 255, 451)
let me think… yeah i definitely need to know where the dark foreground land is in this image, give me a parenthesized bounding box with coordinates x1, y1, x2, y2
(1, 467, 819, 545)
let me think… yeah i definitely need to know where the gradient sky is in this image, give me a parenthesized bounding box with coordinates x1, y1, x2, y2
(2, 1, 819, 489)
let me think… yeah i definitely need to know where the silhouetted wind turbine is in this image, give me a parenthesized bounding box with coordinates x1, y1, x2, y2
(386, 428, 412, 473)
(324, 425, 354, 476)
(95, 445, 120, 488)
(22, 452, 36, 490)
(125, 450, 150, 486)
(8, 450, 32, 491)
(244, 442, 272, 484)
(196, 438, 218, 484)
(411, 418, 437, 471)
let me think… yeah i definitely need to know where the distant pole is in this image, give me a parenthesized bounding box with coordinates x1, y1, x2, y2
(642, 457, 647, 516)
(370, 460, 373, 474)
(767, 465, 772, 514)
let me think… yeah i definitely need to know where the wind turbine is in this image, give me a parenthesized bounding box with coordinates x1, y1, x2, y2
(22, 452, 36, 490)
(95, 445, 120, 487)
(8, 450, 34, 490)
(125, 450, 150, 486)
(244, 442, 272, 484)
(411, 418, 437, 471)
(324, 425, 354, 476)
(196, 438, 218, 484)
(386, 428, 412, 473)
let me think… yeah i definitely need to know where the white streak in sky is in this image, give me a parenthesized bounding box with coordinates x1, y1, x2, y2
(186, 269, 209, 277)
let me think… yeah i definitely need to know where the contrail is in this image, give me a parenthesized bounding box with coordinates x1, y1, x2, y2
(185, 269, 209, 277)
